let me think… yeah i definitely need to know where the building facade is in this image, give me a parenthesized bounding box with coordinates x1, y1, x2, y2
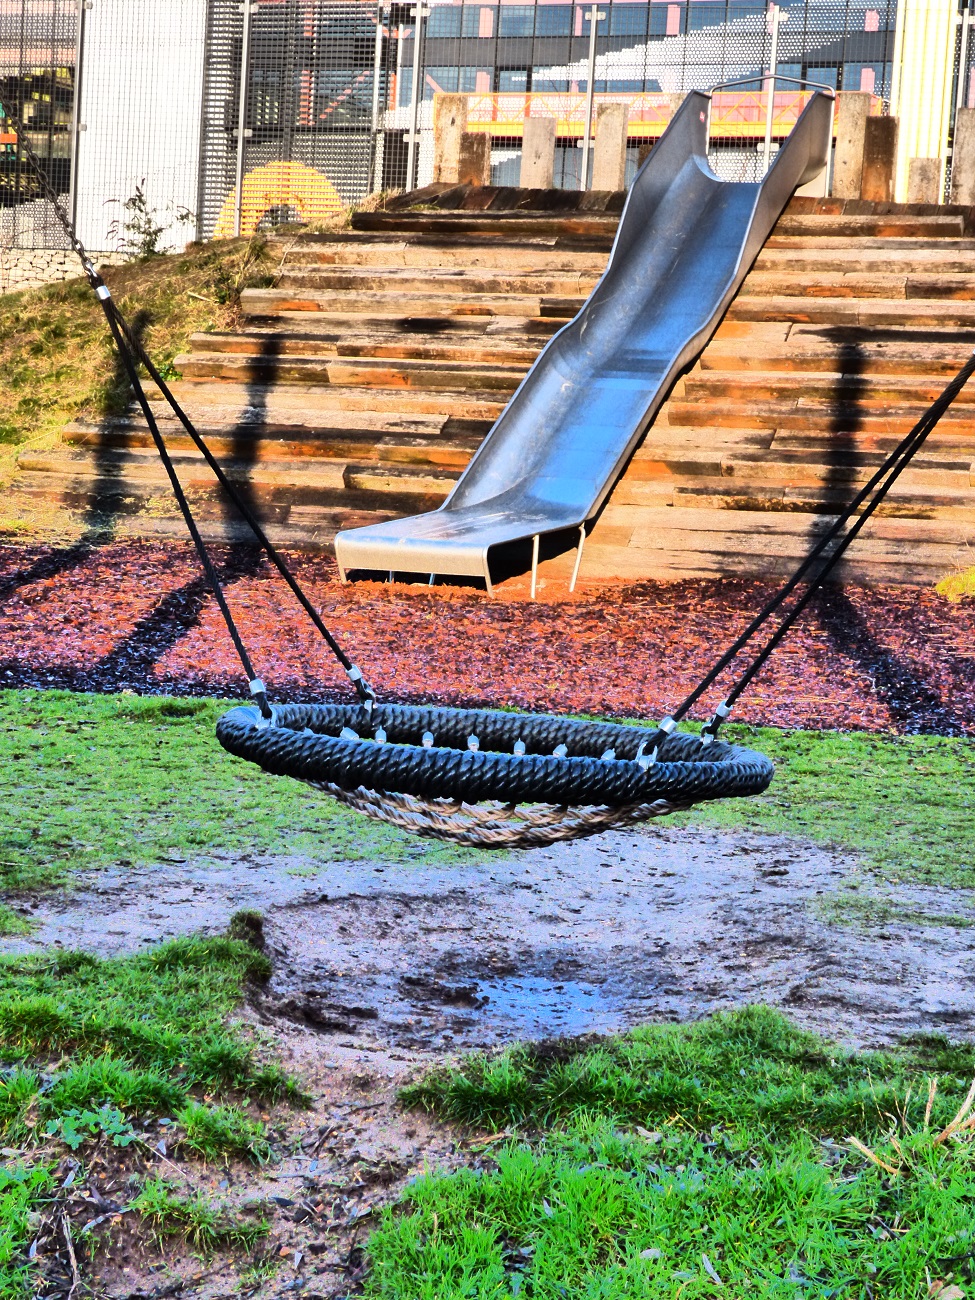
(0, 0, 969, 253)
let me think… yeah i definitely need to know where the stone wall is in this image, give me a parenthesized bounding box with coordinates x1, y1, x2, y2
(0, 247, 127, 295)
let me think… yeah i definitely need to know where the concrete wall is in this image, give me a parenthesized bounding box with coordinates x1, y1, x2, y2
(74, 0, 207, 252)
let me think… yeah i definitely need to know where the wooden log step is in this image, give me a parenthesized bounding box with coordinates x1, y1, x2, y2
(683, 370, 975, 404)
(173, 350, 523, 394)
(763, 234, 975, 252)
(187, 330, 544, 367)
(283, 242, 608, 273)
(276, 267, 601, 297)
(668, 481, 975, 519)
(238, 305, 570, 340)
(770, 214, 966, 238)
(754, 246, 975, 274)
(575, 540, 954, 586)
(769, 427, 975, 457)
(350, 210, 619, 240)
(240, 288, 585, 319)
(62, 419, 485, 469)
(701, 337, 975, 377)
(144, 381, 508, 423)
(667, 395, 975, 435)
(727, 295, 975, 327)
(13, 458, 456, 511)
(740, 272, 975, 301)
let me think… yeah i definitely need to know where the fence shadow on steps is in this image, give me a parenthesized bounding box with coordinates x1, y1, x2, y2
(811, 332, 970, 735)
(0, 309, 155, 605)
(88, 330, 285, 690)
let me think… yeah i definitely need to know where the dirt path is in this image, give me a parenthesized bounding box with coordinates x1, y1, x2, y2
(9, 825, 975, 1051)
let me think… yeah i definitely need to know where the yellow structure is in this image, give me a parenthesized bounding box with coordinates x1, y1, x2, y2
(214, 160, 345, 239)
(890, 0, 957, 201)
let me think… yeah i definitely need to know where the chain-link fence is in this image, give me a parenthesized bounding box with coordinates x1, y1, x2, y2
(0, 0, 967, 253)
(0, 0, 76, 249)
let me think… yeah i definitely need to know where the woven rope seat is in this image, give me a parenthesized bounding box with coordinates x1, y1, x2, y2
(216, 702, 775, 848)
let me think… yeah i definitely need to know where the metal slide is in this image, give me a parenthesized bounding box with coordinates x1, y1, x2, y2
(334, 88, 834, 590)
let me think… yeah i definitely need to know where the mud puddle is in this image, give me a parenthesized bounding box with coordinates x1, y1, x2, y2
(8, 825, 975, 1050)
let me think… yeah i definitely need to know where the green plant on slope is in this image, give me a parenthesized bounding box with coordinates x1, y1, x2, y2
(107, 180, 195, 260)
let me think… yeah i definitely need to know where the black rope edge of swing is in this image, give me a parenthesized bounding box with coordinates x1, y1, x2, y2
(216, 702, 775, 807)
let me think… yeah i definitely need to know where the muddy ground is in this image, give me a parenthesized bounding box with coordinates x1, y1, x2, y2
(9, 823, 975, 1050)
(8, 825, 975, 1299)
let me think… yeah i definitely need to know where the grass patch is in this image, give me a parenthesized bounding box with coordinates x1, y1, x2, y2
(0, 931, 298, 1160)
(936, 568, 975, 603)
(0, 689, 479, 893)
(817, 892, 975, 930)
(679, 724, 975, 888)
(0, 238, 274, 487)
(368, 1008, 975, 1299)
(0, 907, 31, 938)
(132, 1177, 268, 1253)
(1, 691, 972, 893)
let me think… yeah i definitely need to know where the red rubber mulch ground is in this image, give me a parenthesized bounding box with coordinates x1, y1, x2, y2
(1, 540, 973, 735)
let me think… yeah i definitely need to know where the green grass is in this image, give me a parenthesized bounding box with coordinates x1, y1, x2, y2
(0, 689, 479, 893)
(0, 930, 298, 1156)
(816, 893, 975, 930)
(676, 723, 975, 888)
(367, 1008, 975, 1299)
(0, 925, 298, 1295)
(1, 691, 972, 895)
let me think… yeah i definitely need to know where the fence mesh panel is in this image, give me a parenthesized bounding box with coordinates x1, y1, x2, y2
(0, 0, 76, 249)
(0, 0, 941, 251)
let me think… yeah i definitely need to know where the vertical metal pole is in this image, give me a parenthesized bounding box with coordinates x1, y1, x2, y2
(234, 0, 255, 238)
(762, 2, 781, 174)
(580, 4, 603, 189)
(405, 4, 427, 191)
(368, 1, 385, 193)
(956, 6, 972, 116)
(68, 0, 88, 230)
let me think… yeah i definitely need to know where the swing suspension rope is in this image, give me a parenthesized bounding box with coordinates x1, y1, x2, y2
(13, 104, 974, 845)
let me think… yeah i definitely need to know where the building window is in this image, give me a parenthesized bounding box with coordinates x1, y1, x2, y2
(498, 5, 536, 36)
(427, 5, 462, 38)
(498, 67, 530, 90)
(609, 4, 649, 36)
(535, 5, 575, 35)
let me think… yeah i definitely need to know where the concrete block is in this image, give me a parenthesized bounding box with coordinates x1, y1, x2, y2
(432, 94, 469, 184)
(520, 115, 556, 189)
(906, 156, 942, 204)
(831, 92, 870, 199)
(950, 106, 975, 204)
(591, 102, 629, 191)
(861, 115, 898, 202)
(457, 131, 491, 187)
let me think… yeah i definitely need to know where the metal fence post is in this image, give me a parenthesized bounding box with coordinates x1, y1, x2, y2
(956, 4, 972, 116)
(580, 3, 604, 189)
(762, 2, 783, 174)
(405, 3, 428, 191)
(233, 0, 255, 238)
(68, 0, 89, 230)
(369, 1, 386, 194)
